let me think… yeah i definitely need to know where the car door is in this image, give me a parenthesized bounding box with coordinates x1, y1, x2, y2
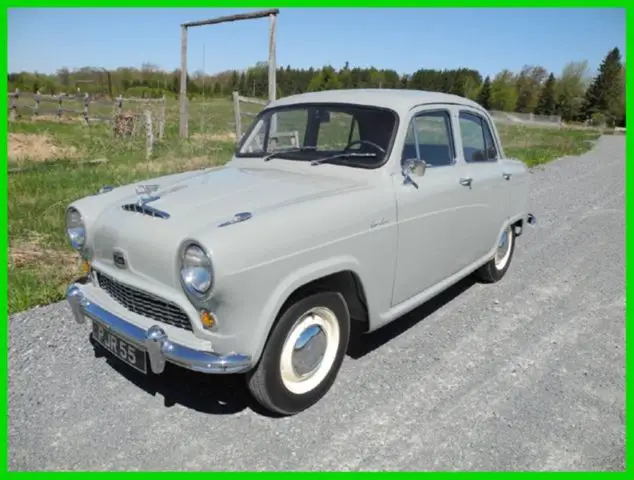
(455, 108, 509, 262)
(391, 106, 475, 307)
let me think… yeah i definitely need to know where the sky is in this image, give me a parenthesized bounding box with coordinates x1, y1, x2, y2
(8, 8, 626, 79)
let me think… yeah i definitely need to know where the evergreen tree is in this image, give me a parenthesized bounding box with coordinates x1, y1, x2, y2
(583, 47, 624, 124)
(535, 73, 557, 115)
(477, 76, 491, 109)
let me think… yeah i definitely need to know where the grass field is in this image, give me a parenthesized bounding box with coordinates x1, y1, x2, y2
(7, 97, 603, 314)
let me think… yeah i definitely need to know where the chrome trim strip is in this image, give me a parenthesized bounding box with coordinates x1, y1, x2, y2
(218, 211, 253, 228)
(66, 284, 251, 374)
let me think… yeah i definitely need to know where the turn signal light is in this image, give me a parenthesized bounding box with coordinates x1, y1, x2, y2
(80, 260, 91, 275)
(200, 310, 216, 329)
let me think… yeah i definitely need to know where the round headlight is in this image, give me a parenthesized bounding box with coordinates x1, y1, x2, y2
(66, 207, 86, 251)
(180, 244, 213, 297)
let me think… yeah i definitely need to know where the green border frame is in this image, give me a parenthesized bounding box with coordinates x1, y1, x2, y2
(2, 2, 631, 474)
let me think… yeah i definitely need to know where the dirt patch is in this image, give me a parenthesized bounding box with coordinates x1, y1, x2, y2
(10, 238, 79, 271)
(8, 133, 79, 164)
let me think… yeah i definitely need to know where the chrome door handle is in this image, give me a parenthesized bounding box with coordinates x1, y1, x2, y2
(459, 177, 473, 187)
(503, 172, 512, 180)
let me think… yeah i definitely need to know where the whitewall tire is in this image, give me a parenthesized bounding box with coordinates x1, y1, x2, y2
(474, 223, 516, 283)
(246, 291, 350, 416)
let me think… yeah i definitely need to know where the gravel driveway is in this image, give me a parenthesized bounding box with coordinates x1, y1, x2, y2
(9, 136, 625, 471)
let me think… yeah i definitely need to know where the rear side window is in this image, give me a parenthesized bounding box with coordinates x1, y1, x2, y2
(458, 112, 498, 163)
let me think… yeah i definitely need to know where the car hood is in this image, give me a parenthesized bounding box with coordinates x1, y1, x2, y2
(112, 164, 364, 227)
(87, 164, 368, 289)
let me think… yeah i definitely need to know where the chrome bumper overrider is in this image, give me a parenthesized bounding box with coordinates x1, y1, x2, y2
(66, 283, 252, 375)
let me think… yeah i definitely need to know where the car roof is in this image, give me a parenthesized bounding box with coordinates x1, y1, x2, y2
(268, 88, 485, 114)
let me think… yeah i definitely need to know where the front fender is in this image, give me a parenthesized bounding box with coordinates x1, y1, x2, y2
(250, 255, 364, 365)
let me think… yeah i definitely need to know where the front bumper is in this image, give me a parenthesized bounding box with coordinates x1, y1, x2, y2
(66, 283, 252, 375)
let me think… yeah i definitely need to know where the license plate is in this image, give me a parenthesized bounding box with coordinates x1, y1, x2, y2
(92, 319, 147, 374)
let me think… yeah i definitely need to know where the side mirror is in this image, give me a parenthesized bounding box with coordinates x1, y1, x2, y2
(402, 158, 427, 189)
(405, 158, 427, 177)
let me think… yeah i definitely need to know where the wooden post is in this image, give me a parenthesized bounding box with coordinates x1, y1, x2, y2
(56, 95, 63, 122)
(268, 13, 277, 138)
(233, 91, 242, 141)
(145, 110, 154, 159)
(9, 88, 19, 122)
(179, 25, 188, 139)
(159, 95, 166, 139)
(268, 13, 277, 104)
(83, 92, 90, 126)
(34, 90, 40, 117)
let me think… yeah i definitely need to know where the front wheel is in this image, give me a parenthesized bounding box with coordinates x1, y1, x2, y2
(246, 291, 350, 416)
(474, 223, 516, 283)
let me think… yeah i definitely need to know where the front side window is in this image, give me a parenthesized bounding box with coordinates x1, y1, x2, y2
(237, 103, 397, 169)
(401, 110, 455, 167)
(458, 111, 498, 163)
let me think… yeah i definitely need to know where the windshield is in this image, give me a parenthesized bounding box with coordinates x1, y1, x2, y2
(236, 103, 398, 168)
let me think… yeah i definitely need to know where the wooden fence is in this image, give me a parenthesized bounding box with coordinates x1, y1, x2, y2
(8, 89, 167, 158)
(8, 89, 165, 131)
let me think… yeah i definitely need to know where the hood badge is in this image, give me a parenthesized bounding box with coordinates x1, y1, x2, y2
(120, 184, 170, 219)
(219, 212, 253, 228)
(136, 184, 160, 205)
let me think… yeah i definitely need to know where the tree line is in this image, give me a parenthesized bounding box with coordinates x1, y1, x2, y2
(7, 47, 625, 126)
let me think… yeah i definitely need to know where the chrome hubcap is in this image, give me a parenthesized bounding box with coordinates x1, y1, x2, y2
(494, 227, 512, 270)
(292, 324, 328, 378)
(279, 306, 340, 395)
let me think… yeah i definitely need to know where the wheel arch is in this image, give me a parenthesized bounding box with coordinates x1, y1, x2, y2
(251, 257, 370, 366)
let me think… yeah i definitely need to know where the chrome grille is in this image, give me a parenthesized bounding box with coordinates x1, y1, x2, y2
(121, 203, 170, 219)
(95, 270, 192, 331)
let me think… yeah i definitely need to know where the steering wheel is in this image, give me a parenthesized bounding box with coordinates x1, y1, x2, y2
(343, 139, 386, 154)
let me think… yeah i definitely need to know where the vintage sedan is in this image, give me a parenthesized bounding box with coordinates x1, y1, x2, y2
(66, 89, 536, 415)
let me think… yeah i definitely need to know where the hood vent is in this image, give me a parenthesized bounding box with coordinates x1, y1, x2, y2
(121, 203, 170, 219)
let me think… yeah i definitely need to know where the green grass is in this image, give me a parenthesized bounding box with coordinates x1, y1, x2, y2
(497, 123, 602, 167)
(7, 97, 603, 314)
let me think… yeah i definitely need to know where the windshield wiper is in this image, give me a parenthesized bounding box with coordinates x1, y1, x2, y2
(310, 152, 377, 166)
(263, 146, 317, 162)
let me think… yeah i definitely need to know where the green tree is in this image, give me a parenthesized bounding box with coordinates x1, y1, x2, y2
(555, 60, 589, 122)
(477, 76, 491, 109)
(514, 65, 547, 113)
(583, 47, 624, 125)
(489, 70, 518, 111)
(462, 76, 481, 101)
(535, 73, 557, 116)
(307, 66, 341, 91)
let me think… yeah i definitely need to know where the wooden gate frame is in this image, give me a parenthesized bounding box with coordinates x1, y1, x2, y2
(179, 8, 279, 138)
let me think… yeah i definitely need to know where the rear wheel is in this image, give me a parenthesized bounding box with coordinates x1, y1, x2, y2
(246, 291, 350, 416)
(474, 223, 516, 283)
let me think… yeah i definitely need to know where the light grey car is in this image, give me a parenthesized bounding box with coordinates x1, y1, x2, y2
(65, 89, 536, 416)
